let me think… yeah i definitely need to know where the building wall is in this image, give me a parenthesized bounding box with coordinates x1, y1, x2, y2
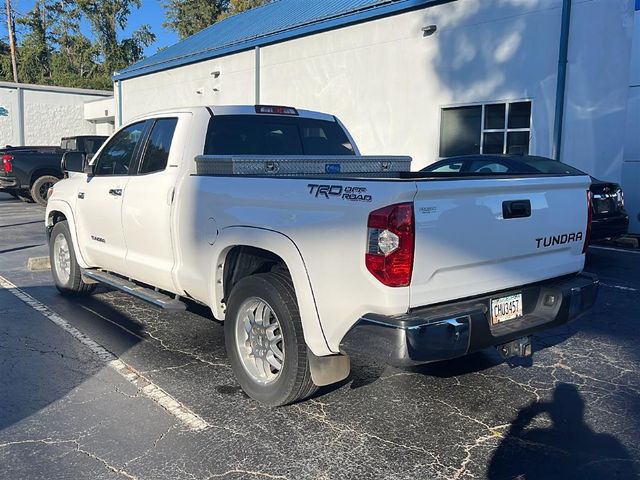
(0, 85, 112, 147)
(116, 49, 256, 125)
(117, 0, 637, 229)
(623, 5, 640, 232)
(562, 0, 635, 182)
(84, 97, 116, 137)
(0, 87, 20, 146)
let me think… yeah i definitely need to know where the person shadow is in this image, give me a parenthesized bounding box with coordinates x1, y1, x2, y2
(488, 383, 638, 480)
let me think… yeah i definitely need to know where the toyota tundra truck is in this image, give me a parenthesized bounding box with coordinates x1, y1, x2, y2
(45, 105, 599, 406)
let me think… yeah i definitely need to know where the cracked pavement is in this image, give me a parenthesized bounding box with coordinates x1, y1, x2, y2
(0, 193, 639, 479)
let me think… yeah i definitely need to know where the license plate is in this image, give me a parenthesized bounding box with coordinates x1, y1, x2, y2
(491, 294, 523, 325)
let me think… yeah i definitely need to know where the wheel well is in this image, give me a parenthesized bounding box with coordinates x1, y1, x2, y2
(31, 169, 63, 186)
(223, 246, 290, 301)
(47, 211, 67, 236)
(48, 211, 67, 225)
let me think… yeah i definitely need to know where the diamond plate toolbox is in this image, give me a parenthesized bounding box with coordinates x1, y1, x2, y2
(195, 155, 412, 177)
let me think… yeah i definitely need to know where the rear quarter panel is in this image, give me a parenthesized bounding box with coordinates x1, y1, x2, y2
(175, 175, 417, 353)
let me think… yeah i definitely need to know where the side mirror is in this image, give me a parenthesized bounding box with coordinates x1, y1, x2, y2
(61, 151, 86, 173)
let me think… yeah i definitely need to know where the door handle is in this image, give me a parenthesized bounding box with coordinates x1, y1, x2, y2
(503, 200, 531, 219)
(78, 192, 85, 199)
(109, 189, 123, 197)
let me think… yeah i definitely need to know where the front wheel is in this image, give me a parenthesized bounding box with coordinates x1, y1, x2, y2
(49, 221, 95, 296)
(225, 273, 317, 406)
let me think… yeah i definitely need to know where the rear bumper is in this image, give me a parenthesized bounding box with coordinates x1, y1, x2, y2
(0, 177, 19, 189)
(591, 215, 629, 241)
(340, 273, 599, 367)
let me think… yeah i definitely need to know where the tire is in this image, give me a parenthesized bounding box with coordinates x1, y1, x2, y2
(225, 272, 317, 406)
(31, 175, 59, 206)
(49, 221, 95, 296)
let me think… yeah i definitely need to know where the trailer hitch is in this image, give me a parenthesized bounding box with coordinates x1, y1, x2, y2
(497, 336, 533, 359)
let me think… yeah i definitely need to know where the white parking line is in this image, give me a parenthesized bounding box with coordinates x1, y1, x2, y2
(0, 274, 210, 432)
(589, 245, 640, 255)
(601, 283, 639, 293)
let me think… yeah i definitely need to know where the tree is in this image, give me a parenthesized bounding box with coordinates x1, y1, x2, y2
(0, 39, 12, 81)
(163, 0, 225, 40)
(15, 1, 55, 84)
(49, 2, 102, 88)
(218, 0, 270, 20)
(163, 0, 271, 40)
(76, 0, 156, 76)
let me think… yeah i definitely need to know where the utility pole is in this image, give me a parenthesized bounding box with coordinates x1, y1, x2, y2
(5, 0, 18, 83)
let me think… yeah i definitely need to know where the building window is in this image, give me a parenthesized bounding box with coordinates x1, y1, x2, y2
(440, 101, 532, 157)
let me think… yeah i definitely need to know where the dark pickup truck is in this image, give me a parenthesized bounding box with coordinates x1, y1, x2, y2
(1, 135, 107, 206)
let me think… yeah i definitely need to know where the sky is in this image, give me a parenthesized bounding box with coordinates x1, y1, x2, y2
(2, 0, 179, 56)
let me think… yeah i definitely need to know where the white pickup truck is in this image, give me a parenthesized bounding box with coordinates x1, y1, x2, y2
(46, 105, 599, 406)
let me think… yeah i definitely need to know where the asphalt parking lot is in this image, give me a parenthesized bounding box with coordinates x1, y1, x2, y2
(0, 192, 639, 480)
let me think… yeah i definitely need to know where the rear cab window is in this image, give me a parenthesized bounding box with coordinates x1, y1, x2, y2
(204, 115, 355, 156)
(138, 118, 179, 174)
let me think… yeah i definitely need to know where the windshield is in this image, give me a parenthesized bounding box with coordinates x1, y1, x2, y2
(204, 115, 355, 156)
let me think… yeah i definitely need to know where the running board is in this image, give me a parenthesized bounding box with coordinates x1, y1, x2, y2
(82, 270, 187, 312)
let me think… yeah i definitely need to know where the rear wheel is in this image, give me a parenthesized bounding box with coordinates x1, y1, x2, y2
(31, 175, 59, 206)
(49, 221, 94, 296)
(225, 273, 317, 406)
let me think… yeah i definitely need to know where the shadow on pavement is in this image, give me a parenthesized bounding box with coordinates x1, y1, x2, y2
(0, 244, 45, 255)
(0, 286, 144, 431)
(487, 383, 638, 480)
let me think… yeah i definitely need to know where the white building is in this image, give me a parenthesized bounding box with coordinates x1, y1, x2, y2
(0, 82, 115, 147)
(114, 0, 640, 233)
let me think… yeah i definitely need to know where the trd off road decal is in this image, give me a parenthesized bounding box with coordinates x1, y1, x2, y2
(307, 184, 372, 203)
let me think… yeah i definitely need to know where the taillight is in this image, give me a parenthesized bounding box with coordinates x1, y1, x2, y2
(616, 188, 625, 209)
(583, 190, 592, 254)
(365, 203, 414, 287)
(2, 154, 12, 173)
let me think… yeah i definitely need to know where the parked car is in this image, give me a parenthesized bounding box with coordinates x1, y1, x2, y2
(422, 155, 629, 242)
(46, 106, 598, 406)
(1, 135, 107, 205)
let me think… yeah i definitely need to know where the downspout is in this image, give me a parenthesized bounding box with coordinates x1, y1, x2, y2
(552, 0, 572, 160)
(117, 80, 123, 128)
(255, 46, 261, 105)
(16, 86, 24, 146)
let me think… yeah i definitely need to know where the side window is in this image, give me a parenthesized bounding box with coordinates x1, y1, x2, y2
(94, 122, 146, 176)
(468, 160, 510, 173)
(430, 162, 464, 173)
(85, 138, 106, 155)
(139, 118, 178, 174)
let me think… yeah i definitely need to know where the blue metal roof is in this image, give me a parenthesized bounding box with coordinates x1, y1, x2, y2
(115, 0, 446, 81)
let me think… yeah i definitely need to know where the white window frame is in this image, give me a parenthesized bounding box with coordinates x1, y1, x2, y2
(480, 101, 532, 155)
(438, 98, 533, 158)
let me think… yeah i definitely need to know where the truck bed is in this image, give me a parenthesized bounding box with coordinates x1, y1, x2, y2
(184, 166, 590, 351)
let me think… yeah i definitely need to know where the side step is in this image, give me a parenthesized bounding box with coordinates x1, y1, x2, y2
(82, 270, 187, 312)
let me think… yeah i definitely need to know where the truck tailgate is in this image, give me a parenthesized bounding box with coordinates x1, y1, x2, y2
(410, 175, 591, 308)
